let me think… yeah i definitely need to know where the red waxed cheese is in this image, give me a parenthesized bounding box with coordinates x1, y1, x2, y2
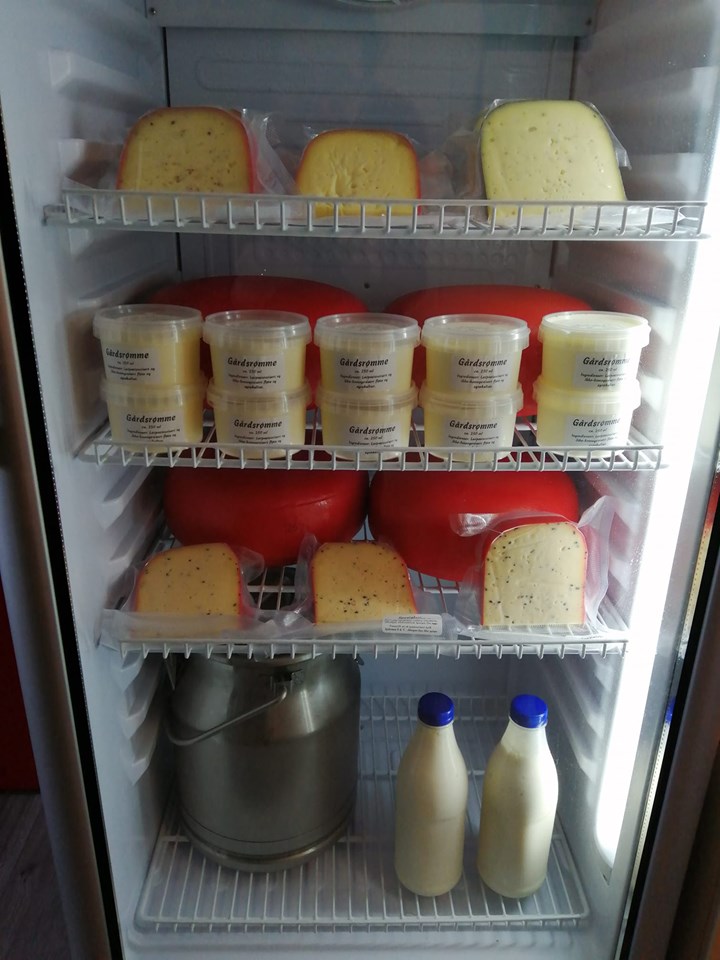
(368, 471, 579, 582)
(163, 468, 369, 568)
(384, 285, 592, 415)
(150, 275, 368, 401)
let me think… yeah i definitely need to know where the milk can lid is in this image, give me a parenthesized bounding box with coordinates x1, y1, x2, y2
(418, 692, 455, 726)
(510, 694, 548, 728)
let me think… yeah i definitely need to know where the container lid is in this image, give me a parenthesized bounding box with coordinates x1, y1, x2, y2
(207, 379, 311, 410)
(539, 311, 650, 348)
(421, 314, 530, 352)
(101, 376, 207, 403)
(315, 383, 417, 412)
(418, 692, 455, 727)
(314, 313, 420, 349)
(203, 310, 312, 346)
(510, 694, 548, 728)
(94, 304, 203, 342)
(419, 382, 523, 413)
(533, 376, 641, 411)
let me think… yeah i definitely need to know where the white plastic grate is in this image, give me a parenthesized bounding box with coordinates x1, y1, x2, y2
(46, 191, 707, 241)
(135, 696, 589, 934)
(80, 411, 663, 473)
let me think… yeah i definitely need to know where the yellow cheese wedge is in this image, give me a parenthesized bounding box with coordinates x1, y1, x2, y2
(117, 107, 255, 194)
(481, 520, 587, 627)
(480, 100, 626, 220)
(312, 541, 416, 623)
(133, 543, 245, 616)
(296, 129, 420, 217)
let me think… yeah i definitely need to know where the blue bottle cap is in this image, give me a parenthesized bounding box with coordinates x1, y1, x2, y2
(510, 694, 548, 728)
(417, 692, 455, 727)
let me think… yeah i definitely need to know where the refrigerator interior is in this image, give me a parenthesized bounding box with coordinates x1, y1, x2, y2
(1, 0, 719, 958)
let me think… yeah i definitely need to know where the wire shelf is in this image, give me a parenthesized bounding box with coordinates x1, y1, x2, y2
(100, 530, 630, 661)
(45, 190, 707, 241)
(135, 696, 589, 934)
(80, 411, 663, 473)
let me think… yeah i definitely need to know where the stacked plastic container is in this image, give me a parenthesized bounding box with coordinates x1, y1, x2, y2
(314, 314, 420, 458)
(93, 304, 206, 449)
(533, 311, 650, 453)
(419, 314, 529, 461)
(203, 311, 312, 457)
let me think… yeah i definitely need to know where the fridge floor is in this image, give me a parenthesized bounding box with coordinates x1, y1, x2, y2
(135, 696, 589, 934)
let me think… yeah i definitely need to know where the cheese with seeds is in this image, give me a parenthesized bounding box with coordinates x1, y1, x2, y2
(312, 541, 416, 623)
(481, 521, 586, 627)
(134, 543, 244, 616)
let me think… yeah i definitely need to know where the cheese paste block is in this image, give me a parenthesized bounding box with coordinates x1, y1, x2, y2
(480, 100, 626, 219)
(295, 129, 420, 217)
(133, 543, 245, 616)
(481, 520, 587, 627)
(117, 107, 255, 194)
(312, 542, 416, 623)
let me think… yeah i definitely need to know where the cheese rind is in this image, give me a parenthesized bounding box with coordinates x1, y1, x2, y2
(296, 129, 420, 217)
(117, 107, 255, 194)
(134, 543, 245, 616)
(480, 100, 626, 218)
(481, 521, 587, 627)
(311, 542, 416, 623)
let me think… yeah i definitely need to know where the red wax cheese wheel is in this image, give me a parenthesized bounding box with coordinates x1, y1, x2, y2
(385, 285, 592, 415)
(150, 275, 368, 401)
(368, 471, 579, 582)
(163, 468, 369, 568)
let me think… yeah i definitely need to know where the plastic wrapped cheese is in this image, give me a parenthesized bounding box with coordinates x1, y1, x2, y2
(133, 543, 247, 616)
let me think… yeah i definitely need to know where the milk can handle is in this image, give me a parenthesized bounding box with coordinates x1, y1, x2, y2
(166, 685, 289, 747)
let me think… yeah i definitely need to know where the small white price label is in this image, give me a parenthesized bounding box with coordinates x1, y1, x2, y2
(382, 615, 444, 636)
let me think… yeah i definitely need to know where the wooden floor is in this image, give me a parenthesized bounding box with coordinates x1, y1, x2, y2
(0, 792, 71, 960)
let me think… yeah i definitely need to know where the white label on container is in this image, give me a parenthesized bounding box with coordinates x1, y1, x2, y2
(573, 352, 632, 389)
(451, 355, 512, 391)
(563, 412, 628, 447)
(334, 353, 398, 391)
(230, 416, 292, 445)
(105, 345, 163, 383)
(440, 414, 504, 449)
(340, 421, 407, 448)
(224, 353, 285, 391)
(382, 615, 443, 636)
(120, 410, 185, 444)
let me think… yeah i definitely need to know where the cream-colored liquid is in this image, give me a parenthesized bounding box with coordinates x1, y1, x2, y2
(212, 394, 307, 459)
(425, 336, 522, 395)
(106, 388, 204, 451)
(476, 722, 558, 899)
(319, 341, 415, 393)
(422, 401, 517, 463)
(99, 328, 201, 386)
(541, 327, 644, 391)
(319, 398, 414, 460)
(395, 722, 468, 897)
(210, 337, 307, 393)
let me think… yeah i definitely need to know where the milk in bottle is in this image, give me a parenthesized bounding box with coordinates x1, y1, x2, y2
(476, 694, 559, 898)
(394, 692, 468, 897)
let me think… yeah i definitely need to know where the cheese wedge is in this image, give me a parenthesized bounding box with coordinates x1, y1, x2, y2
(117, 107, 254, 194)
(295, 129, 420, 217)
(481, 520, 587, 627)
(312, 541, 416, 623)
(480, 100, 626, 220)
(134, 543, 245, 616)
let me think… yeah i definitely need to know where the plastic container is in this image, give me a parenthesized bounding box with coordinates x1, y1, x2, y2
(203, 310, 312, 394)
(421, 314, 529, 394)
(420, 383, 522, 462)
(534, 377, 641, 452)
(314, 313, 420, 393)
(476, 694, 558, 899)
(539, 311, 650, 391)
(102, 378, 206, 450)
(316, 384, 417, 460)
(93, 304, 203, 385)
(207, 380, 310, 458)
(394, 692, 468, 897)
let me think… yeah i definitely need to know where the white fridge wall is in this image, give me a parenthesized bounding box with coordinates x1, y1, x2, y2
(0, 1, 719, 959)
